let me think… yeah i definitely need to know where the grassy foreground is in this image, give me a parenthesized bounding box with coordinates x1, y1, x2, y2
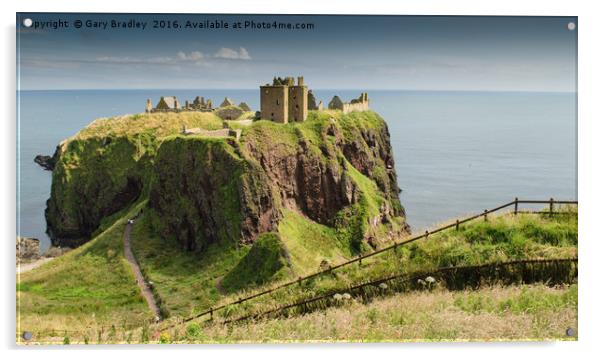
(17, 207, 577, 344)
(143, 283, 580, 343)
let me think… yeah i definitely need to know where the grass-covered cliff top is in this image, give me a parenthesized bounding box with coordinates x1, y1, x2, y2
(71, 109, 381, 142)
(75, 112, 225, 140)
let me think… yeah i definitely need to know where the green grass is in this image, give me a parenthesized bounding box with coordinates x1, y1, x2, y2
(17, 202, 152, 336)
(167, 284, 577, 343)
(277, 209, 352, 275)
(221, 233, 294, 293)
(76, 112, 224, 140)
(188, 208, 577, 323)
(129, 211, 249, 317)
(454, 284, 578, 315)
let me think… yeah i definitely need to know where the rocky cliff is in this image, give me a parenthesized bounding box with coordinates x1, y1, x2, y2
(45, 110, 407, 253)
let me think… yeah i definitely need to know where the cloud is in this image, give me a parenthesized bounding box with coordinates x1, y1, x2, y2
(96, 56, 174, 64)
(92, 47, 250, 67)
(214, 47, 251, 60)
(176, 51, 204, 61)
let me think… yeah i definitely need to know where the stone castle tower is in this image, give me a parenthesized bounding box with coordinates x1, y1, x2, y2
(145, 99, 152, 113)
(260, 76, 308, 123)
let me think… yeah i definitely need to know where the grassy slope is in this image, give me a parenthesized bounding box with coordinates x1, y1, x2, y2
(17, 202, 152, 336)
(129, 207, 357, 317)
(178, 284, 577, 342)
(198, 208, 577, 323)
(221, 233, 294, 293)
(277, 209, 352, 275)
(129, 212, 248, 318)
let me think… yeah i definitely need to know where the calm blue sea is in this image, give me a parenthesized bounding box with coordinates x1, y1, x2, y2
(17, 90, 577, 252)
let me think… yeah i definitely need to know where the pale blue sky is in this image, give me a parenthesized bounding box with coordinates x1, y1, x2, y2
(17, 14, 577, 91)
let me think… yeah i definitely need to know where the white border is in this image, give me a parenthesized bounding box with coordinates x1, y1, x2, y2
(3, 0, 601, 357)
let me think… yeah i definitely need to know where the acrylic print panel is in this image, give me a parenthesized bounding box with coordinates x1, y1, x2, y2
(16, 13, 577, 344)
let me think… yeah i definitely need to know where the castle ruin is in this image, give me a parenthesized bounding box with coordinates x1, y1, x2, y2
(327, 93, 369, 113)
(145, 95, 215, 113)
(258, 76, 369, 121)
(260, 76, 308, 123)
(144, 76, 369, 122)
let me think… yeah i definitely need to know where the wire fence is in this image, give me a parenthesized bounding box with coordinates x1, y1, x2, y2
(221, 257, 578, 324)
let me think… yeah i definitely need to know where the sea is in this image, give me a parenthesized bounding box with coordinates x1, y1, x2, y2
(17, 90, 577, 252)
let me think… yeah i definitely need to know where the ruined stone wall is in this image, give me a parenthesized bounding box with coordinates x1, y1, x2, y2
(342, 101, 369, 113)
(260, 86, 289, 123)
(328, 93, 369, 114)
(288, 85, 308, 122)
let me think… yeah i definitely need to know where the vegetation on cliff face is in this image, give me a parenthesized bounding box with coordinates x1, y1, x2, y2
(45, 112, 225, 246)
(38, 109, 409, 323)
(47, 109, 406, 257)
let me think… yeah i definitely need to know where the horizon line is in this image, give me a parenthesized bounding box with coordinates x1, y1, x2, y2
(17, 88, 577, 94)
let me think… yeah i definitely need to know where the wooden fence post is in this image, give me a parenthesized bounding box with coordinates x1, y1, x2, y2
(425, 230, 429, 239)
(455, 219, 459, 231)
(484, 209, 488, 222)
(550, 198, 554, 216)
(514, 197, 518, 215)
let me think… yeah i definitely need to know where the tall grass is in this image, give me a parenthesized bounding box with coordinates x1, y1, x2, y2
(168, 284, 577, 343)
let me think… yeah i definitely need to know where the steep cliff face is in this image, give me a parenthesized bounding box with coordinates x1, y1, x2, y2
(148, 137, 279, 251)
(46, 134, 156, 246)
(45, 110, 406, 253)
(147, 111, 406, 252)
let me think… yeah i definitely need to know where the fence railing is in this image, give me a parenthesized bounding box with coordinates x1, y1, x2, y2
(223, 257, 578, 324)
(160, 198, 577, 330)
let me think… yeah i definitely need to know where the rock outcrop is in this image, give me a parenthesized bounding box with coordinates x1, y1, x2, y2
(45, 110, 406, 253)
(34, 154, 55, 171)
(17, 237, 40, 264)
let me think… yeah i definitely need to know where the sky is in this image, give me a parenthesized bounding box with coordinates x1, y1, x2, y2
(17, 14, 577, 91)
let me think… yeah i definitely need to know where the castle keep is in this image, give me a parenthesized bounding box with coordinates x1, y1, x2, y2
(260, 76, 308, 123)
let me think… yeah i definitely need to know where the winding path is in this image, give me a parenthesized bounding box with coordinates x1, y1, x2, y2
(17, 257, 54, 274)
(123, 222, 162, 321)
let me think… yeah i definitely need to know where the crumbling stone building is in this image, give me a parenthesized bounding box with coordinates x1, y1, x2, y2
(145, 95, 214, 113)
(328, 93, 369, 113)
(260, 76, 308, 123)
